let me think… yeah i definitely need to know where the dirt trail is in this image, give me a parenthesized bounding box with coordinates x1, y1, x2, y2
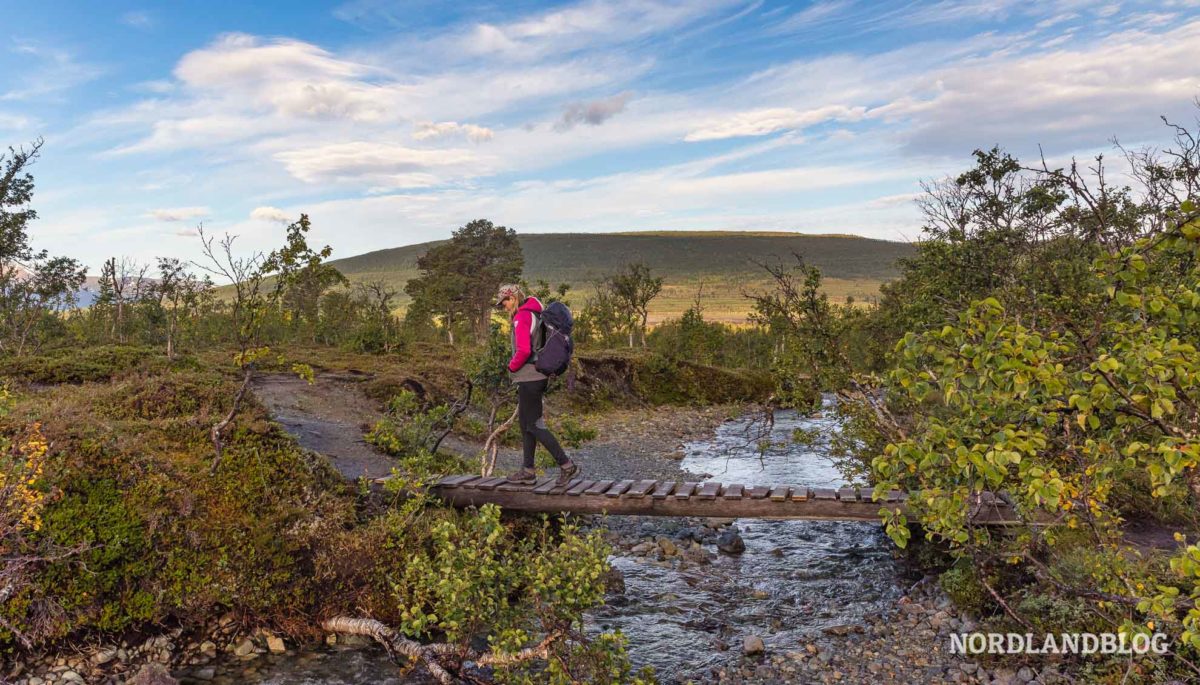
(251, 371, 732, 484)
(251, 372, 396, 480)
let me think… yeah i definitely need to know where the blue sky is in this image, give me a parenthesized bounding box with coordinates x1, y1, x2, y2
(3, 0, 1200, 273)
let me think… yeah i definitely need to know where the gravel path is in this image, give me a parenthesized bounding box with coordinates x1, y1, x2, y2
(251, 372, 394, 480)
(485, 404, 739, 481)
(251, 371, 737, 483)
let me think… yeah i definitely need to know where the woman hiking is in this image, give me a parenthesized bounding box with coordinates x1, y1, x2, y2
(495, 283, 580, 485)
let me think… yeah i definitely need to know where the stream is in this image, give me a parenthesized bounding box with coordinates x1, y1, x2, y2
(186, 399, 904, 684)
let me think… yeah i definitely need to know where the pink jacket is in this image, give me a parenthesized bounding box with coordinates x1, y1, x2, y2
(508, 296, 543, 373)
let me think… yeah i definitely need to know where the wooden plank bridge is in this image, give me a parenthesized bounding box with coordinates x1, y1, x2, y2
(429, 475, 1022, 525)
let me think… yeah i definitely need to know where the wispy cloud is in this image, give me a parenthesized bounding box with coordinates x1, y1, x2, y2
(685, 104, 867, 141)
(149, 206, 209, 222)
(413, 121, 495, 142)
(121, 11, 154, 30)
(2, 42, 102, 102)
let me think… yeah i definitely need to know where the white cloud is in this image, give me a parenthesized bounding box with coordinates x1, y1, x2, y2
(148, 206, 210, 222)
(274, 141, 485, 186)
(250, 206, 293, 223)
(685, 104, 867, 141)
(413, 121, 495, 142)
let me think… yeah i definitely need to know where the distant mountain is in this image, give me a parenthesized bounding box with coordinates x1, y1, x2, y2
(329, 231, 915, 322)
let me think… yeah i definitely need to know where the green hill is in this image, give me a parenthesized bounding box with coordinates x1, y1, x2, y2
(330, 232, 915, 323)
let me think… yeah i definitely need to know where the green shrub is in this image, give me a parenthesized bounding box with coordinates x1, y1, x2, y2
(554, 416, 597, 448)
(0, 345, 171, 384)
(940, 565, 990, 616)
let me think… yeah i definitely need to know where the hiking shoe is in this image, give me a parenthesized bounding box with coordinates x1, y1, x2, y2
(506, 468, 537, 484)
(556, 461, 579, 485)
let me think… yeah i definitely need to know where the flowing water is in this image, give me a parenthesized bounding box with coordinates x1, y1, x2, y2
(590, 400, 902, 682)
(198, 399, 902, 684)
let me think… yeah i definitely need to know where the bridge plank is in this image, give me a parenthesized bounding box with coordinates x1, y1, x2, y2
(626, 480, 658, 499)
(673, 482, 698, 499)
(812, 488, 837, 500)
(696, 482, 721, 500)
(435, 475, 478, 488)
(476, 477, 509, 491)
(566, 479, 595, 496)
(722, 484, 744, 500)
(747, 485, 770, 499)
(457, 476, 490, 489)
(549, 478, 583, 495)
(650, 482, 676, 499)
(499, 477, 552, 493)
(533, 478, 563, 495)
(838, 487, 860, 501)
(859, 487, 875, 501)
(606, 480, 635, 498)
(769, 485, 791, 502)
(792, 487, 811, 502)
(585, 480, 615, 496)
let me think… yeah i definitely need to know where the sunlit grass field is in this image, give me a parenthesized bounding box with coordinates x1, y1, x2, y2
(330, 231, 911, 323)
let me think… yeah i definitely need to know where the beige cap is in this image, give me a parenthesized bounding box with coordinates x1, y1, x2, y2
(494, 283, 522, 306)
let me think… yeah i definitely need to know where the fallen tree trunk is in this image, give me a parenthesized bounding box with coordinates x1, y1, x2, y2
(323, 617, 457, 683)
(322, 616, 561, 683)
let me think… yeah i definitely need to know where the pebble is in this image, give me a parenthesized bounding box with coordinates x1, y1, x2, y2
(743, 635, 765, 656)
(266, 635, 286, 654)
(233, 639, 256, 657)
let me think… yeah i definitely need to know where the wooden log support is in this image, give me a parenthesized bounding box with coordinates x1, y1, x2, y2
(428, 476, 1022, 524)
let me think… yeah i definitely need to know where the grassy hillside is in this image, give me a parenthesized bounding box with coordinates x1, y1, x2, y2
(330, 232, 915, 322)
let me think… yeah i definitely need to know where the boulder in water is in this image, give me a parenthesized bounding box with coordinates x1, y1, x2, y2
(717, 527, 745, 555)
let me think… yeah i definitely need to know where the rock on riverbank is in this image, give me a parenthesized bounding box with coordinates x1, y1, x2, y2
(708, 581, 1077, 685)
(4, 617, 299, 685)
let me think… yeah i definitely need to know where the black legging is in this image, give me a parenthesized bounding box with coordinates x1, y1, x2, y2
(517, 379, 568, 468)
